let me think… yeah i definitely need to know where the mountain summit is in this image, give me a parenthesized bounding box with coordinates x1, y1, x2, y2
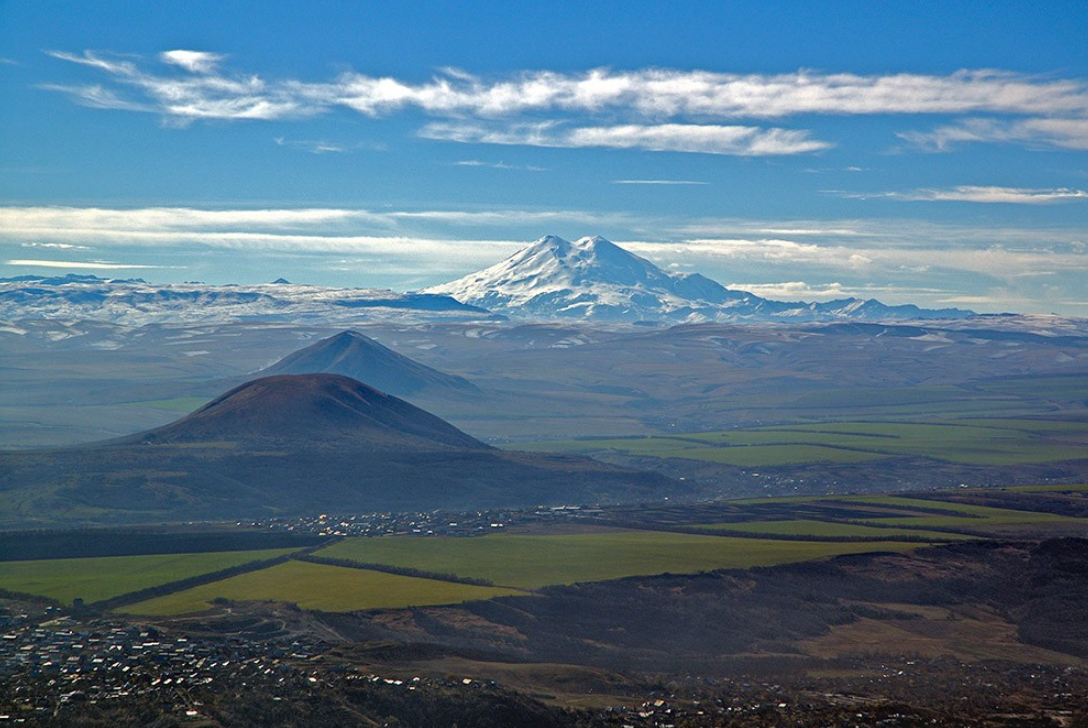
(258, 330, 477, 397)
(130, 374, 483, 450)
(424, 235, 974, 323)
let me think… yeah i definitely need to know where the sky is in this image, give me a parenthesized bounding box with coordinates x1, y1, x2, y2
(2, 1, 1087, 315)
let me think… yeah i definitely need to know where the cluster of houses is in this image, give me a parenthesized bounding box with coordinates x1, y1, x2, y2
(245, 503, 601, 538)
(0, 607, 321, 722)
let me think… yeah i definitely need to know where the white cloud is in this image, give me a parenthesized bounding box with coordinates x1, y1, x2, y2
(628, 238, 874, 269)
(900, 117, 1088, 152)
(722, 280, 952, 301)
(5, 259, 170, 270)
(904, 186, 1088, 204)
(624, 237, 1088, 281)
(611, 180, 709, 185)
(451, 159, 547, 171)
(40, 51, 1088, 155)
(159, 50, 225, 74)
(420, 122, 831, 156)
(274, 137, 350, 154)
(44, 50, 310, 123)
(44, 57, 1088, 119)
(835, 185, 1088, 204)
(728, 281, 849, 299)
(20, 242, 92, 250)
(0, 206, 390, 232)
(4, 206, 1088, 294)
(37, 83, 156, 112)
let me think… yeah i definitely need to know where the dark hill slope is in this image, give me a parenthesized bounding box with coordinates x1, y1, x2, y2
(258, 330, 477, 397)
(0, 374, 681, 527)
(125, 374, 483, 450)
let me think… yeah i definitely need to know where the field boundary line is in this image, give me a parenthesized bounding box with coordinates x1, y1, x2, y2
(91, 540, 336, 611)
(297, 554, 501, 588)
(579, 518, 958, 543)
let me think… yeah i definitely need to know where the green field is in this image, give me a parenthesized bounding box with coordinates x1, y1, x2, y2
(693, 519, 974, 540)
(845, 496, 1080, 528)
(519, 418, 1088, 468)
(0, 548, 297, 604)
(1005, 483, 1088, 493)
(124, 396, 211, 413)
(316, 531, 922, 589)
(123, 560, 525, 615)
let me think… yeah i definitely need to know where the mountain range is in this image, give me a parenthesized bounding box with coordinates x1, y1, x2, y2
(424, 235, 975, 323)
(3, 237, 975, 326)
(0, 274, 490, 326)
(0, 373, 679, 526)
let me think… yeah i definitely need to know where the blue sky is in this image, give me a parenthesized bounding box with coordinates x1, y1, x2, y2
(2, 1, 1087, 314)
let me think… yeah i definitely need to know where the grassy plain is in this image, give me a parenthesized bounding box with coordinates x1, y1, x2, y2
(316, 531, 922, 589)
(519, 418, 1088, 467)
(123, 397, 211, 413)
(1005, 483, 1088, 493)
(0, 548, 297, 604)
(846, 496, 1079, 528)
(123, 560, 524, 615)
(693, 519, 974, 540)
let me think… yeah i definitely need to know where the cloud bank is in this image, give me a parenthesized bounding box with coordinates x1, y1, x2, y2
(40, 50, 1088, 154)
(835, 185, 1088, 204)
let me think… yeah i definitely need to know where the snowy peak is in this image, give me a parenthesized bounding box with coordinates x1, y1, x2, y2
(424, 235, 976, 323)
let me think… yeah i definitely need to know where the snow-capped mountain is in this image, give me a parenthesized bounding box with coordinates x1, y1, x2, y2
(423, 235, 976, 323)
(0, 274, 491, 326)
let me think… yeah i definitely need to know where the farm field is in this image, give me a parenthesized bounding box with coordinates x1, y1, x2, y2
(712, 493, 1088, 535)
(316, 531, 922, 589)
(0, 548, 298, 604)
(124, 396, 212, 413)
(123, 560, 524, 615)
(693, 519, 974, 540)
(846, 496, 1082, 528)
(5, 489, 1085, 618)
(1005, 482, 1088, 493)
(518, 418, 1088, 467)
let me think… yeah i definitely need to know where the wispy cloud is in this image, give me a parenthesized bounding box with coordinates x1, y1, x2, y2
(5, 259, 172, 270)
(40, 50, 1088, 154)
(625, 237, 1088, 282)
(4, 206, 1088, 297)
(728, 281, 850, 299)
(451, 159, 548, 171)
(159, 50, 225, 74)
(726, 281, 951, 301)
(833, 185, 1088, 204)
(611, 179, 709, 185)
(43, 50, 310, 122)
(52, 57, 1086, 119)
(274, 137, 350, 154)
(420, 121, 831, 155)
(899, 117, 1088, 152)
(20, 242, 92, 250)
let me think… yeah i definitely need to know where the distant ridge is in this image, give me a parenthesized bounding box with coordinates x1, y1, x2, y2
(424, 235, 976, 323)
(258, 330, 478, 397)
(0, 275, 494, 325)
(0, 373, 682, 526)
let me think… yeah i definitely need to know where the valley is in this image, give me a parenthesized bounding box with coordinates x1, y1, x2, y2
(5, 487, 1088, 726)
(3, 240, 1088, 725)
